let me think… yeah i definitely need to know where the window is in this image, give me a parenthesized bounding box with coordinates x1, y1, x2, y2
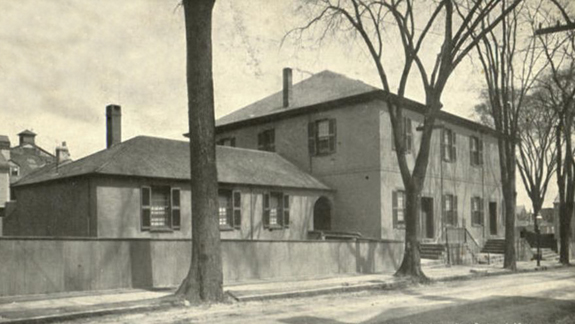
(257, 129, 275, 152)
(216, 137, 236, 147)
(469, 136, 483, 166)
(10, 166, 19, 176)
(392, 190, 406, 228)
(441, 129, 457, 162)
(443, 194, 458, 226)
(392, 117, 413, 153)
(218, 189, 241, 229)
(471, 196, 484, 226)
(308, 119, 336, 156)
(263, 192, 290, 229)
(141, 186, 181, 231)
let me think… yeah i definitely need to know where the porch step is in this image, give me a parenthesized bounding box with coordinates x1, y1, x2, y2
(420, 244, 445, 260)
(481, 239, 506, 254)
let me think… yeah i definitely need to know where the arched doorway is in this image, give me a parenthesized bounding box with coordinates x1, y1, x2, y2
(313, 197, 332, 231)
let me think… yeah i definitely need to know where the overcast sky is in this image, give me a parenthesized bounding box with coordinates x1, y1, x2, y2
(0, 0, 549, 208)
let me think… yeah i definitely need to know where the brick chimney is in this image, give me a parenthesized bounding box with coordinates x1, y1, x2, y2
(56, 142, 71, 165)
(106, 104, 122, 149)
(283, 67, 293, 108)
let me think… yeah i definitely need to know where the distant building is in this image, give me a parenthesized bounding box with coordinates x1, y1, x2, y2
(9, 130, 56, 185)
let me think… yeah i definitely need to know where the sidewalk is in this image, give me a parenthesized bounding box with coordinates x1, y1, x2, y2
(0, 259, 564, 324)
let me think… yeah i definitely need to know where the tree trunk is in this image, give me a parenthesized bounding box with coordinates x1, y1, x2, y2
(559, 201, 572, 264)
(395, 186, 427, 280)
(499, 134, 517, 270)
(177, 0, 225, 304)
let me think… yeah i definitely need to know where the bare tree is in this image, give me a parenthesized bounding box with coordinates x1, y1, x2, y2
(535, 0, 575, 265)
(466, 0, 549, 270)
(291, 0, 519, 279)
(176, 0, 225, 303)
(517, 92, 557, 224)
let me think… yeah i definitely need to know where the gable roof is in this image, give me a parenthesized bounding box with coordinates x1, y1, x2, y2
(14, 136, 330, 191)
(18, 129, 36, 136)
(215, 70, 497, 136)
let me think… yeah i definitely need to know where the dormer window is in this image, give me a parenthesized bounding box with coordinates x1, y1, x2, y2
(10, 166, 19, 176)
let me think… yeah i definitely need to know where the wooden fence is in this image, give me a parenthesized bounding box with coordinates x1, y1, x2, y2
(0, 237, 404, 297)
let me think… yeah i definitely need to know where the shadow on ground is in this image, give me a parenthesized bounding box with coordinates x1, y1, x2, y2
(279, 296, 575, 324)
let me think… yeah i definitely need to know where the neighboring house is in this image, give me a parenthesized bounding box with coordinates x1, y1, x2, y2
(214, 68, 504, 246)
(5, 132, 331, 239)
(8, 130, 56, 185)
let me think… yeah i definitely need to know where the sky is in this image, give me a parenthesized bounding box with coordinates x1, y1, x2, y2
(0, 0, 550, 208)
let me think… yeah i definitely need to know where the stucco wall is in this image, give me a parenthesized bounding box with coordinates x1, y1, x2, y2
(94, 176, 328, 240)
(0, 172, 8, 208)
(378, 103, 504, 244)
(0, 238, 404, 297)
(216, 102, 383, 238)
(5, 178, 94, 237)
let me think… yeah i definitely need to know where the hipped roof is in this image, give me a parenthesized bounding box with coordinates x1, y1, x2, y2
(216, 70, 497, 136)
(15, 136, 330, 191)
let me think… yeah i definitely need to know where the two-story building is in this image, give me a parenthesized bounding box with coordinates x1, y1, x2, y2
(215, 68, 504, 246)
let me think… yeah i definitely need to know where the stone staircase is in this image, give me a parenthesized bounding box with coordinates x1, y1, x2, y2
(532, 248, 560, 261)
(420, 244, 445, 260)
(478, 239, 506, 264)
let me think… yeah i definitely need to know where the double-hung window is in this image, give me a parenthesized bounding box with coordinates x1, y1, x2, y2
(218, 189, 242, 230)
(470, 136, 483, 166)
(471, 196, 484, 226)
(392, 190, 406, 228)
(257, 129, 275, 152)
(263, 192, 290, 229)
(443, 194, 458, 226)
(141, 186, 181, 231)
(308, 119, 336, 156)
(441, 129, 457, 162)
(392, 117, 413, 153)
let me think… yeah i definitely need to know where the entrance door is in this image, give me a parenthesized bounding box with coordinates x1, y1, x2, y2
(313, 197, 331, 231)
(421, 197, 434, 239)
(489, 202, 497, 235)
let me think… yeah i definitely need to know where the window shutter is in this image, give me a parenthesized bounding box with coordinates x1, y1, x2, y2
(441, 129, 446, 161)
(328, 119, 337, 153)
(478, 139, 484, 165)
(469, 137, 474, 165)
(392, 191, 398, 228)
(442, 195, 446, 225)
(480, 198, 485, 225)
(453, 195, 458, 226)
(263, 193, 270, 228)
(270, 129, 276, 152)
(171, 188, 181, 230)
(283, 194, 290, 228)
(451, 132, 457, 162)
(308, 122, 316, 156)
(257, 132, 264, 150)
(141, 186, 151, 231)
(233, 191, 242, 229)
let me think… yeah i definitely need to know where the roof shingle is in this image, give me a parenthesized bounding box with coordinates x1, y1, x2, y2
(15, 136, 330, 191)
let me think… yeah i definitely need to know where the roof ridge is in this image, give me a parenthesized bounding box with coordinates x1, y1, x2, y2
(93, 140, 132, 174)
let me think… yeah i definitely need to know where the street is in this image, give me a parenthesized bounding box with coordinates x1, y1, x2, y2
(65, 267, 575, 324)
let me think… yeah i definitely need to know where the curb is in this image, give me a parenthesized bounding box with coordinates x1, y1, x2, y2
(1, 264, 567, 323)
